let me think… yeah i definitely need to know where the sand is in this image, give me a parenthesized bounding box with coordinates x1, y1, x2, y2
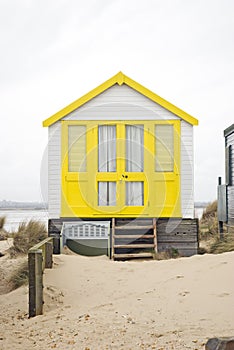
(0, 243, 233, 349)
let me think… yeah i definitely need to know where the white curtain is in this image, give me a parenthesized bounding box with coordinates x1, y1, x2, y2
(98, 125, 116, 172)
(126, 182, 144, 206)
(126, 125, 144, 172)
(98, 125, 116, 206)
(125, 125, 144, 206)
(98, 182, 116, 206)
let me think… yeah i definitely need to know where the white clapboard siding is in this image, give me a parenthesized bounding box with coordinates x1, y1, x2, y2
(63, 84, 179, 121)
(181, 121, 194, 218)
(48, 122, 61, 218)
(226, 132, 234, 183)
(226, 131, 234, 224)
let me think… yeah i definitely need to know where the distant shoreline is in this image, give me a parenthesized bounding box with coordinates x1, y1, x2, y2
(0, 207, 48, 211)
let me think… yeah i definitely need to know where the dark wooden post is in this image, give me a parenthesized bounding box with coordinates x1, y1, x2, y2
(153, 218, 157, 253)
(50, 233, 61, 254)
(218, 176, 224, 238)
(28, 250, 43, 318)
(45, 242, 53, 268)
(111, 218, 115, 260)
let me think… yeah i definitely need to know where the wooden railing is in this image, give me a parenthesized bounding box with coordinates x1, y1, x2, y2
(28, 237, 54, 318)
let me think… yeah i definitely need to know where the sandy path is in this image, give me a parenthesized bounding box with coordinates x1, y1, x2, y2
(0, 252, 233, 349)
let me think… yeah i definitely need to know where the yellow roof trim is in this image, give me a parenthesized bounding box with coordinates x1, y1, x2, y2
(43, 71, 198, 127)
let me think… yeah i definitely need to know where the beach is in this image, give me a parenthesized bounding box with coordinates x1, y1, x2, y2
(0, 242, 233, 350)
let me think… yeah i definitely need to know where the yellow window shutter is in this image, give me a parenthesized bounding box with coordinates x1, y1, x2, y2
(155, 125, 174, 172)
(68, 125, 86, 172)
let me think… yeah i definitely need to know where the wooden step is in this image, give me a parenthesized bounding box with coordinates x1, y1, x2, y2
(113, 252, 153, 259)
(114, 243, 155, 249)
(115, 225, 153, 230)
(114, 234, 154, 239)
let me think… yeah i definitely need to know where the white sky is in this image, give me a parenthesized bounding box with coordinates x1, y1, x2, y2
(0, 0, 233, 203)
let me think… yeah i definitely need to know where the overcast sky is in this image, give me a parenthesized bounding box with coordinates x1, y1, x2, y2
(0, 0, 233, 203)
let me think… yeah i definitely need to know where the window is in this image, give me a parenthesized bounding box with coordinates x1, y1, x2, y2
(126, 182, 144, 206)
(155, 124, 174, 172)
(98, 125, 116, 172)
(126, 125, 144, 172)
(98, 182, 116, 206)
(68, 125, 86, 172)
(225, 145, 232, 185)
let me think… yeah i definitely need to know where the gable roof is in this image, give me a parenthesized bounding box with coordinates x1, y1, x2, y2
(224, 124, 234, 138)
(43, 71, 199, 127)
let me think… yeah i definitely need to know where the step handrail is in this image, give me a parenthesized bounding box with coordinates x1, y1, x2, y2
(28, 237, 54, 317)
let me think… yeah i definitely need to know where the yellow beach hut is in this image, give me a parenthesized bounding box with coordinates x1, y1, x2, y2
(43, 72, 199, 259)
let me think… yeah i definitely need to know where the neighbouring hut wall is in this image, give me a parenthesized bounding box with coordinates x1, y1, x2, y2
(47, 84, 195, 219)
(227, 187, 234, 225)
(226, 129, 234, 225)
(48, 122, 61, 218)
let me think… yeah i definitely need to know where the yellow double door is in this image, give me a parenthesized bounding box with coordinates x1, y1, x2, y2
(61, 120, 181, 218)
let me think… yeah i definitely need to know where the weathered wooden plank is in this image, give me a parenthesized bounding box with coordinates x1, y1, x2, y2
(158, 242, 198, 249)
(157, 232, 198, 237)
(114, 252, 153, 259)
(114, 234, 154, 239)
(45, 242, 53, 268)
(116, 219, 153, 226)
(157, 225, 198, 232)
(116, 225, 153, 230)
(114, 244, 154, 249)
(157, 237, 197, 243)
(157, 218, 198, 225)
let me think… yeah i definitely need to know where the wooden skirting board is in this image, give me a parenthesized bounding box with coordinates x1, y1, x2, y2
(48, 217, 199, 258)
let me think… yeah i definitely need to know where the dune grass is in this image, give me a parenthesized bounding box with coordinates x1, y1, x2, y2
(0, 216, 8, 241)
(209, 233, 234, 254)
(199, 200, 234, 254)
(8, 259, 28, 290)
(199, 200, 218, 253)
(2, 220, 48, 291)
(10, 220, 47, 256)
(199, 200, 218, 239)
(0, 216, 6, 229)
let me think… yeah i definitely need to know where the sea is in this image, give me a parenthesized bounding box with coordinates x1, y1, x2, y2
(0, 207, 204, 233)
(0, 209, 49, 232)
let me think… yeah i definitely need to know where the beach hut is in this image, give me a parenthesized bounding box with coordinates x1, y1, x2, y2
(218, 124, 234, 232)
(43, 72, 199, 259)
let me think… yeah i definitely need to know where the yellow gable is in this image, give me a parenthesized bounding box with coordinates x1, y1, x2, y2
(43, 72, 198, 127)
